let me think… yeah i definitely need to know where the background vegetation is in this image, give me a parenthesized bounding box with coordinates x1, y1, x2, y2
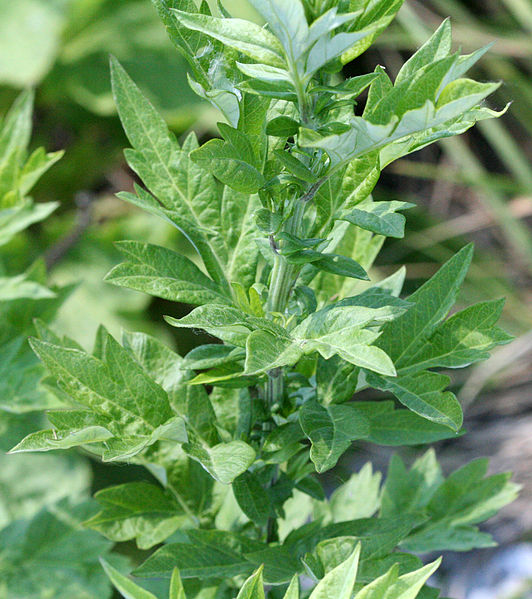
(0, 0, 530, 597)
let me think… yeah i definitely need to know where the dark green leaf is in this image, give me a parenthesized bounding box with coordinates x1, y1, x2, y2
(300, 400, 369, 472)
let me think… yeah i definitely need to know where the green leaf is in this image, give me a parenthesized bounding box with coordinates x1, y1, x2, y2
(381, 451, 443, 518)
(19, 332, 182, 461)
(284, 514, 420, 562)
(400, 299, 513, 373)
(233, 471, 274, 525)
(0, 201, 58, 247)
(101, 559, 157, 599)
(190, 137, 265, 193)
(243, 298, 399, 376)
(328, 463, 382, 522)
(19, 147, 63, 196)
(9, 426, 113, 453)
(0, 334, 62, 413)
(0, 451, 90, 529)
(395, 20, 452, 86)
(367, 371, 463, 431)
(166, 306, 254, 347)
(304, 67, 500, 167)
(266, 116, 300, 137)
(0, 88, 33, 160)
(121, 331, 193, 413)
(382, 453, 520, 553)
(220, 186, 263, 288)
(182, 344, 246, 370)
(184, 439, 256, 484)
(0, 499, 114, 599)
(309, 544, 361, 599)
(300, 400, 370, 472)
(236, 567, 265, 599)
(0, 273, 55, 301)
(283, 576, 300, 599)
(354, 559, 441, 599)
(85, 483, 186, 550)
(248, 0, 309, 61)
(110, 57, 229, 291)
(311, 253, 370, 280)
(316, 355, 359, 405)
(105, 241, 231, 306)
(244, 546, 302, 584)
(293, 306, 396, 376)
(244, 331, 303, 375)
(171, 9, 285, 67)
(364, 407, 461, 446)
(306, 30, 375, 76)
(170, 568, 185, 599)
(376, 245, 474, 367)
(340, 200, 414, 238)
(238, 62, 294, 88)
(134, 529, 264, 579)
(274, 150, 318, 182)
(312, 73, 378, 99)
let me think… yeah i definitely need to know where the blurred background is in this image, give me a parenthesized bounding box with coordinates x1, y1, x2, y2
(0, 0, 531, 597)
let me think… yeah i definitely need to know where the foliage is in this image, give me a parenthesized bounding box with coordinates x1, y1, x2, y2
(4, 1, 519, 598)
(0, 94, 120, 598)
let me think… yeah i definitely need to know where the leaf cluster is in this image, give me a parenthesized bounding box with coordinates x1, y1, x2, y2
(6, 1, 518, 598)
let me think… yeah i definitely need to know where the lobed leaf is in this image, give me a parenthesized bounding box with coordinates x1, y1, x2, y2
(105, 241, 231, 306)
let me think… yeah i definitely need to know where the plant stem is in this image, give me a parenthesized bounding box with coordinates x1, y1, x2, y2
(263, 195, 308, 542)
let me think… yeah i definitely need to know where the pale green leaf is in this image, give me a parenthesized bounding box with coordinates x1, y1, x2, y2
(85, 482, 186, 550)
(354, 559, 441, 599)
(0, 274, 55, 301)
(184, 439, 256, 484)
(170, 568, 185, 599)
(395, 20, 452, 86)
(293, 305, 396, 376)
(0, 201, 58, 247)
(9, 426, 113, 453)
(19, 147, 63, 196)
(328, 463, 382, 521)
(248, 0, 309, 60)
(309, 545, 361, 599)
(171, 9, 285, 67)
(244, 331, 303, 375)
(101, 559, 157, 599)
(0, 452, 90, 529)
(236, 566, 265, 599)
(306, 30, 375, 76)
(0, 1, 65, 86)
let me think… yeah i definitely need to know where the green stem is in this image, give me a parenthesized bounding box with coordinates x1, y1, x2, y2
(262, 63, 318, 540)
(263, 197, 308, 542)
